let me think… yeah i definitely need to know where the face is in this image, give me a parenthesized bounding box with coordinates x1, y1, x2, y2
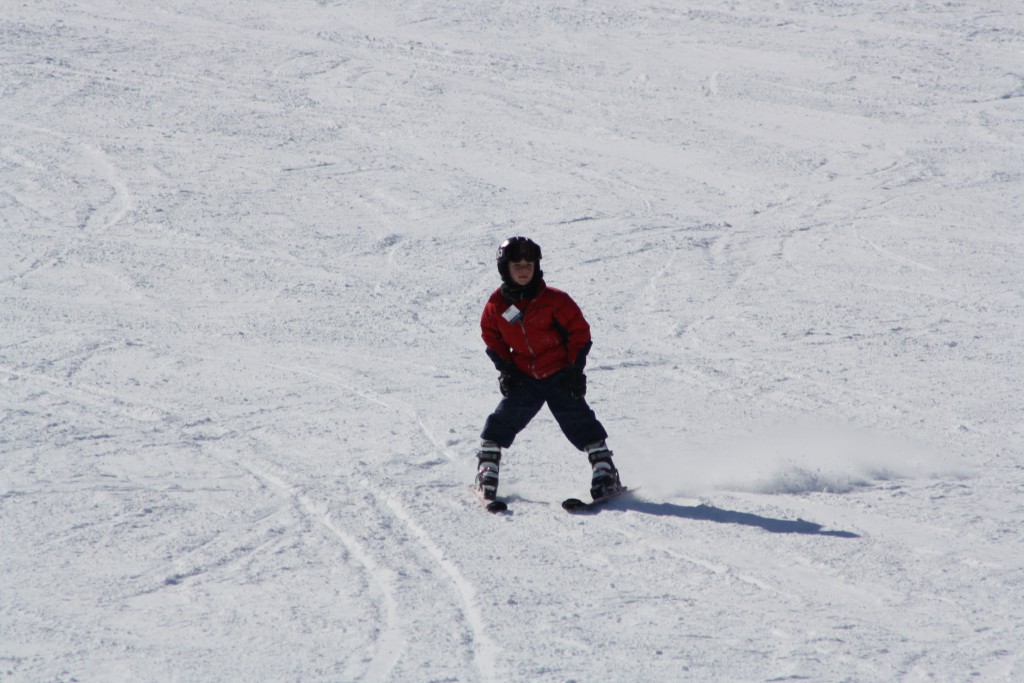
(509, 259, 535, 286)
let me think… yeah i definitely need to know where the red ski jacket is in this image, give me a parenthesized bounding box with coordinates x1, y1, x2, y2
(480, 281, 592, 380)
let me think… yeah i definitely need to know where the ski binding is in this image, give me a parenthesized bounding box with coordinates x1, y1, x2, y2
(471, 485, 508, 513)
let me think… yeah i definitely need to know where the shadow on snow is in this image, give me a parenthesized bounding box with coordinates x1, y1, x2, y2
(608, 498, 860, 538)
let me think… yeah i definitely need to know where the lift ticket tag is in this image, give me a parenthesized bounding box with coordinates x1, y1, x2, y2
(502, 305, 523, 323)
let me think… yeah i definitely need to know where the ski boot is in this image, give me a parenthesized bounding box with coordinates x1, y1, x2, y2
(474, 441, 501, 501)
(586, 440, 623, 500)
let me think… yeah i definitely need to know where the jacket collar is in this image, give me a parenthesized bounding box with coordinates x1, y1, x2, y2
(501, 276, 546, 303)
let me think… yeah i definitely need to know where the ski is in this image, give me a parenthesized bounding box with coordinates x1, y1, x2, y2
(471, 485, 509, 513)
(562, 486, 635, 513)
(484, 499, 508, 513)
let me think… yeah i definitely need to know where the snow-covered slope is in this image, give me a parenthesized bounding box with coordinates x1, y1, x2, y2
(2, 1, 1022, 680)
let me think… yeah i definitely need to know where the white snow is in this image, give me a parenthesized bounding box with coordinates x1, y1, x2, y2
(2, 1, 1023, 681)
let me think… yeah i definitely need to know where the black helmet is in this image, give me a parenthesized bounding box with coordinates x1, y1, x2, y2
(496, 236, 542, 282)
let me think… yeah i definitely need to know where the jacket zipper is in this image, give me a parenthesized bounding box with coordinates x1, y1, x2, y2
(519, 317, 540, 379)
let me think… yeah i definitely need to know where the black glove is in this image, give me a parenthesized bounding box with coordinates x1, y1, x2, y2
(498, 368, 521, 397)
(560, 366, 587, 400)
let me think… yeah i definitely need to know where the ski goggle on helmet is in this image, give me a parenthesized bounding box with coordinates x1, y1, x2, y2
(497, 236, 542, 264)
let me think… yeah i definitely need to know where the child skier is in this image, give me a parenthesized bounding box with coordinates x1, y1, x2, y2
(474, 236, 623, 503)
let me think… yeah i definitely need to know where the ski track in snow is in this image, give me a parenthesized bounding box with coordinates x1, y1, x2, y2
(0, 118, 133, 285)
(210, 433, 496, 681)
(368, 481, 500, 682)
(2, 0, 1023, 681)
(253, 360, 497, 677)
(215, 453, 407, 683)
(854, 221, 939, 273)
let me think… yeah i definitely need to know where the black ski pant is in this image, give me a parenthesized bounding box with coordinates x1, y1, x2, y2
(480, 370, 608, 451)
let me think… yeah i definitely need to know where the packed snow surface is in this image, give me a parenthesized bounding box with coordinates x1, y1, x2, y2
(2, 1, 1023, 681)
